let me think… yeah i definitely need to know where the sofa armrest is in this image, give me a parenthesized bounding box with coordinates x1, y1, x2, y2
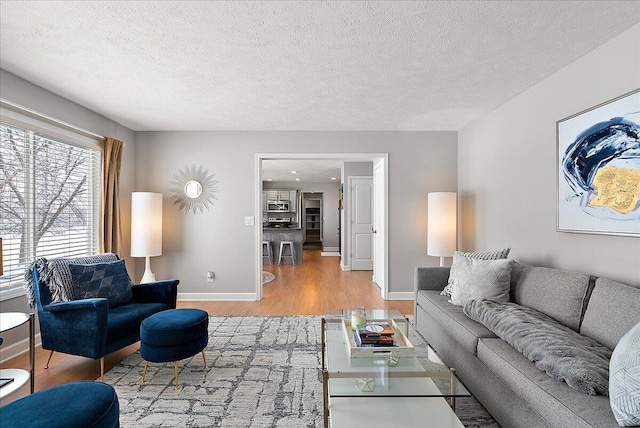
(414, 267, 451, 293)
(43, 298, 108, 312)
(131, 279, 179, 308)
(40, 298, 109, 359)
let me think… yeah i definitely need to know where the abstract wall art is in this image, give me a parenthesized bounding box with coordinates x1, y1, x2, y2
(557, 89, 640, 236)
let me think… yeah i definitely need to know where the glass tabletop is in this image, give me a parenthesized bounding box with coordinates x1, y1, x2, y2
(0, 312, 30, 334)
(322, 309, 470, 399)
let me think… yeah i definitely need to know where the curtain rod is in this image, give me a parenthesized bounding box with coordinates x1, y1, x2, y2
(0, 98, 104, 141)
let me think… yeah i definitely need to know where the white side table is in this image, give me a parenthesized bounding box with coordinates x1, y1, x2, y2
(0, 312, 35, 399)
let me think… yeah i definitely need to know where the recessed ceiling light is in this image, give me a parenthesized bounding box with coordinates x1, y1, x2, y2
(331, 177, 337, 180)
(295, 178, 301, 181)
(267, 178, 273, 181)
(291, 170, 297, 174)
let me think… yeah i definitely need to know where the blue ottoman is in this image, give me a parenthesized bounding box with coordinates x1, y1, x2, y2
(0, 381, 119, 428)
(140, 308, 209, 389)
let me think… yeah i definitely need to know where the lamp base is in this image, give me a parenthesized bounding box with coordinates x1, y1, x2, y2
(140, 256, 157, 284)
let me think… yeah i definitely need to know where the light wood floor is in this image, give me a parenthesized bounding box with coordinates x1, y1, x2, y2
(0, 250, 412, 404)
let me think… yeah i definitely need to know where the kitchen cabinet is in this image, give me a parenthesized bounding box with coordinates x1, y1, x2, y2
(262, 191, 267, 211)
(278, 191, 290, 200)
(267, 190, 278, 200)
(289, 190, 298, 211)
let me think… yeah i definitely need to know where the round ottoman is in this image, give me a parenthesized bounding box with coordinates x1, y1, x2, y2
(140, 308, 209, 389)
(0, 381, 119, 428)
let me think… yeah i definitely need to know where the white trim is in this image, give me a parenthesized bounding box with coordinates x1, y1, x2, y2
(255, 153, 389, 299)
(178, 292, 258, 301)
(323, 247, 339, 252)
(0, 283, 26, 302)
(387, 292, 415, 300)
(340, 261, 350, 271)
(1, 105, 101, 150)
(0, 99, 103, 141)
(0, 334, 42, 364)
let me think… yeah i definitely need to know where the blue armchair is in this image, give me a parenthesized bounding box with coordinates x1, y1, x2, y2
(28, 254, 178, 380)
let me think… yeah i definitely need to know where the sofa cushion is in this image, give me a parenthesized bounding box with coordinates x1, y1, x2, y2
(510, 262, 590, 331)
(441, 248, 511, 296)
(477, 338, 618, 428)
(609, 321, 640, 426)
(465, 300, 611, 395)
(581, 278, 640, 351)
(69, 260, 133, 308)
(106, 302, 169, 343)
(449, 255, 514, 306)
(415, 290, 496, 355)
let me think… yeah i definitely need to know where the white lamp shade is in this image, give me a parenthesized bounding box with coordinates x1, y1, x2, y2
(427, 192, 457, 257)
(131, 192, 163, 257)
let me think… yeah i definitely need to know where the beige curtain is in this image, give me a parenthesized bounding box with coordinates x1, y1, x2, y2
(100, 137, 124, 255)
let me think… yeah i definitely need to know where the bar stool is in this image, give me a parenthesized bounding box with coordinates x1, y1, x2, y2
(262, 240, 273, 265)
(278, 233, 296, 265)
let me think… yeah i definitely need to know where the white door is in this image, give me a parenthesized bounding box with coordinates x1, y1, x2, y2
(373, 160, 385, 291)
(350, 177, 373, 271)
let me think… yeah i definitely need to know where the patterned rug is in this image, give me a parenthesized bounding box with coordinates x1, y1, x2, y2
(104, 316, 499, 427)
(262, 272, 275, 284)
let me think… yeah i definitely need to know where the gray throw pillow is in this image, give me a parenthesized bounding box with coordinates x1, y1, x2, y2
(441, 248, 511, 297)
(610, 321, 640, 426)
(69, 259, 134, 308)
(449, 254, 514, 306)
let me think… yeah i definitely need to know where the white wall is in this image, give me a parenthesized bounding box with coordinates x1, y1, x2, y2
(135, 131, 457, 298)
(0, 69, 137, 354)
(458, 25, 640, 287)
(264, 181, 340, 248)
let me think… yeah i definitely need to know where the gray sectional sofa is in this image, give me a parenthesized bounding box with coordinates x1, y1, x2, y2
(414, 262, 640, 428)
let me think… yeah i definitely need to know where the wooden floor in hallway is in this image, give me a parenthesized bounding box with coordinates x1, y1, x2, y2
(0, 249, 413, 402)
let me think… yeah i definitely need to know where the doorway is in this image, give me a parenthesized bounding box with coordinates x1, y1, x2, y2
(254, 153, 388, 301)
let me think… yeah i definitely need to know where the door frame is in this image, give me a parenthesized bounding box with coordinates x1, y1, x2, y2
(254, 153, 389, 301)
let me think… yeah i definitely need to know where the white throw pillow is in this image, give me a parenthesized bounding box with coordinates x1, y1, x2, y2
(610, 321, 640, 426)
(449, 254, 514, 306)
(441, 248, 511, 297)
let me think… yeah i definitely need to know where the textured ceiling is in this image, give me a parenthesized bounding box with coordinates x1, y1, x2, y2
(1, 1, 639, 131)
(262, 159, 343, 183)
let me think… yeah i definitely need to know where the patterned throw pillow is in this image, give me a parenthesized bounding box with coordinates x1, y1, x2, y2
(449, 254, 514, 306)
(610, 321, 640, 426)
(441, 248, 511, 296)
(68, 259, 134, 308)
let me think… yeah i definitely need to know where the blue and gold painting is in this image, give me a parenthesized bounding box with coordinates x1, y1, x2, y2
(557, 89, 640, 236)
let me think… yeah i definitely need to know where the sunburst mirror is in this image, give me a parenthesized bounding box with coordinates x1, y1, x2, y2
(170, 164, 219, 214)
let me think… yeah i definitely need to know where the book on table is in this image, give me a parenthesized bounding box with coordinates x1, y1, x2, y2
(354, 322, 395, 347)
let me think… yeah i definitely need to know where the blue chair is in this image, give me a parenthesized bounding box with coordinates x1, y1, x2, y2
(27, 254, 179, 380)
(0, 381, 119, 428)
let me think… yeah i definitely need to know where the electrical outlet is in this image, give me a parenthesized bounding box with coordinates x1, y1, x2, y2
(207, 271, 215, 283)
(244, 216, 255, 226)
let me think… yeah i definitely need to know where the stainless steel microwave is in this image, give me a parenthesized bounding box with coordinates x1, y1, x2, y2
(267, 201, 289, 212)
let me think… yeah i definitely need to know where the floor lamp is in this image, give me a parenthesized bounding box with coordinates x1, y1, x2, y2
(427, 192, 457, 267)
(131, 192, 163, 283)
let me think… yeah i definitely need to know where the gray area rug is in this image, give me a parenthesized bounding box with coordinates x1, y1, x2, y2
(104, 316, 499, 427)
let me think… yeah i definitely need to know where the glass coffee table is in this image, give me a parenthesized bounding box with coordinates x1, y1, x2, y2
(321, 309, 470, 428)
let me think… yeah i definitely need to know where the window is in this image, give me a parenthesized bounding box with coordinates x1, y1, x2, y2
(0, 120, 101, 296)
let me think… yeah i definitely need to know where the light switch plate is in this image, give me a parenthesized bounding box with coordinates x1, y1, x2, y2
(244, 216, 255, 226)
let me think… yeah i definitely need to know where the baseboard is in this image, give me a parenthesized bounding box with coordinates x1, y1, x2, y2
(387, 292, 414, 300)
(340, 261, 350, 271)
(0, 334, 42, 364)
(178, 292, 258, 301)
(323, 247, 339, 252)
(321, 251, 340, 257)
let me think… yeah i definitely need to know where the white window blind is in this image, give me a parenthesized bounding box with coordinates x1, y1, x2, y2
(0, 121, 101, 292)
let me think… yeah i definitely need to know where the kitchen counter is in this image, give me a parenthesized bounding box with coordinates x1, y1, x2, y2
(263, 229, 303, 264)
